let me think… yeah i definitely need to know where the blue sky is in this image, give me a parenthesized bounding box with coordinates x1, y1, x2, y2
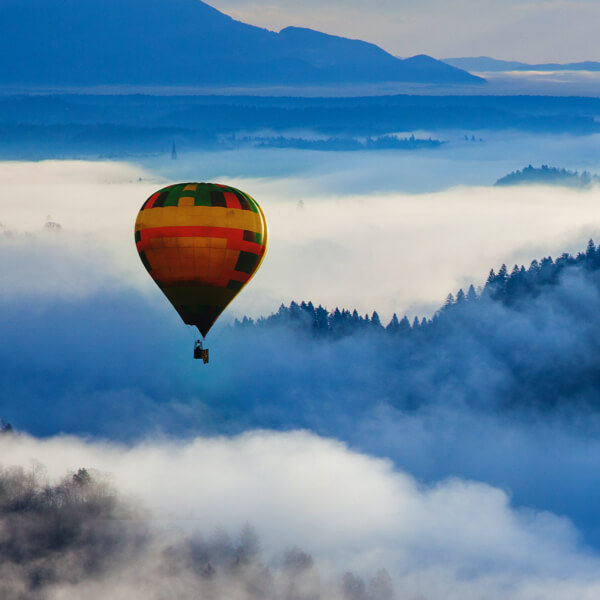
(209, 0, 600, 63)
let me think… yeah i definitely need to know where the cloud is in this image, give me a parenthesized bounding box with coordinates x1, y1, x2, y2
(5, 260, 600, 545)
(1, 430, 600, 599)
(0, 160, 164, 298)
(4, 159, 600, 549)
(4, 151, 600, 560)
(3, 156, 600, 320)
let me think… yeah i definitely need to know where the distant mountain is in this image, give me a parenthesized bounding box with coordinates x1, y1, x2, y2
(0, 0, 483, 86)
(444, 56, 600, 72)
(495, 165, 600, 188)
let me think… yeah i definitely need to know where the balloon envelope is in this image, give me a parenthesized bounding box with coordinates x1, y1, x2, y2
(135, 182, 268, 337)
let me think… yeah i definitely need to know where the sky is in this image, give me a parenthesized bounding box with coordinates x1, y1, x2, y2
(208, 0, 600, 63)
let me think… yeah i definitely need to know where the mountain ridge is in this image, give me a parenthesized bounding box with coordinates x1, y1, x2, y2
(444, 56, 600, 72)
(0, 0, 484, 86)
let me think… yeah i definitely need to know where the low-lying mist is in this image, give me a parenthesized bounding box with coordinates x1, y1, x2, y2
(2, 159, 600, 319)
(4, 235, 600, 546)
(3, 160, 600, 548)
(4, 157, 600, 594)
(143, 131, 600, 195)
(2, 433, 600, 600)
(0, 457, 381, 600)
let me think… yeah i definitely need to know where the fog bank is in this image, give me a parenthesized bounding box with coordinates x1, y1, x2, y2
(2, 431, 600, 600)
(2, 159, 600, 319)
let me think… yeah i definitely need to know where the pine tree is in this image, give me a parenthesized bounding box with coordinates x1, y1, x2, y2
(386, 313, 399, 332)
(587, 239, 596, 257)
(399, 316, 411, 333)
(497, 264, 508, 282)
(239, 523, 260, 559)
(343, 573, 367, 600)
(314, 305, 329, 334)
(369, 569, 395, 600)
(443, 293, 455, 310)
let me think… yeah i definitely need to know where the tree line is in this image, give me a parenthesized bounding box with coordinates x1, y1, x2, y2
(234, 240, 600, 339)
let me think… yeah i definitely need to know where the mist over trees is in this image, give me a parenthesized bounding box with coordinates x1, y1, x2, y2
(234, 240, 600, 412)
(0, 465, 394, 600)
(0, 466, 143, 597)
(4, 240, 600, 441)
(237, 239, 600, 338)
(4, 236, 600, 551)
(249, 134, 444, 151)
(495, 165, 600, 187)
(1, 94, 599, 159)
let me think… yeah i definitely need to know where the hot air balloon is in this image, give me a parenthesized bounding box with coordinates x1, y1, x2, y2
(134, 182, 268, 362)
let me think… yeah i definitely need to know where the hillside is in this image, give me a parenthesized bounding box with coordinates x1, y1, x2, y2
(0, 0, 483, 86)
(495, 165, 600, 187)
(232, 240, 600, 412)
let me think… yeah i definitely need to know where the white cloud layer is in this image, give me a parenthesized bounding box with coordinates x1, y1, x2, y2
(4, 155, 600, 597)
(2, 157, 600, 321)
(1, 430, 600, 599)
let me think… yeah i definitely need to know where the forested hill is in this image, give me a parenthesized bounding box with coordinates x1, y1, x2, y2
(495, 165, 600, 187)
(236, 240, 600, 338)
(232, 241, 600, 412)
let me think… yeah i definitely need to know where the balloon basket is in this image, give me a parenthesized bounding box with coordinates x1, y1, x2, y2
(193, 340, 209, 364)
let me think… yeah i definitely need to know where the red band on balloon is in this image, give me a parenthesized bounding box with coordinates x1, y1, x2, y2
(136, 226, 265, 255)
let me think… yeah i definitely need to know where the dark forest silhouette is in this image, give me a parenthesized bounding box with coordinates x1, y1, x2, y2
(1, 94, 600, 160)
(0, 465, 394, 600)
(4, 240, 600, 441)
(236, 239, 600, 339)
(495, 165, 599, 187)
